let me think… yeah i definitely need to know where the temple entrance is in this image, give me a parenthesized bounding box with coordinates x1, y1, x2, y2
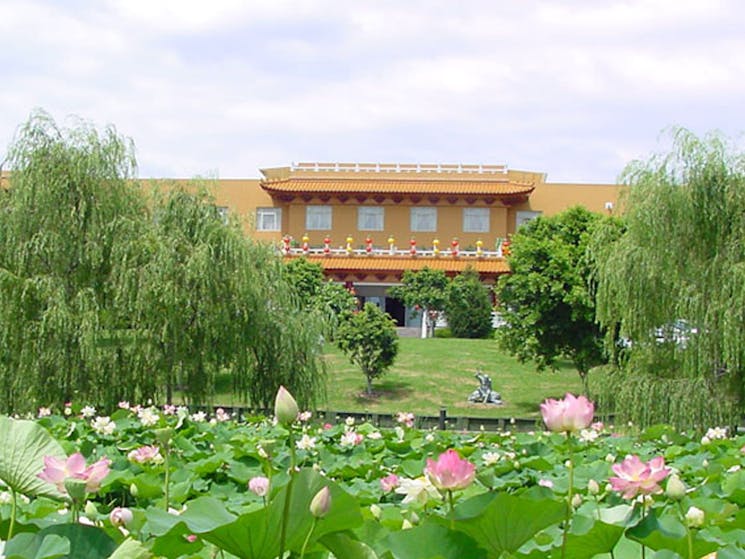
(385, 297, 406, 326)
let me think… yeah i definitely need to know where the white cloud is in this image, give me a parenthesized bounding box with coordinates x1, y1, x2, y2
(2, 0, 745, 182)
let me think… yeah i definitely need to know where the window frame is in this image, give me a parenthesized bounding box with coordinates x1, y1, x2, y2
(357, 206, 384, 231)
(410, 206, 437, 232)
(256, 207, 282, 231)
(516, 210, 542, 229)
(462, 207, 490, 233)
(306, 205, 332, 231)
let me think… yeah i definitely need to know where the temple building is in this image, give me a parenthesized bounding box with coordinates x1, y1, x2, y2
(203, 162, 623, 327)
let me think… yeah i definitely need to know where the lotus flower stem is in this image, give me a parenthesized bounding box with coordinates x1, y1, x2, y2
(640, 502, 646, 559)
(7, 487, 16, 540)
(678, 502, 694, 559)
(163, 442, 171, 511)
(300, 517, 318, 559)
(447, 489, 455, 530)
(561, 435, 575, 559)
(279, 429, 297, 559)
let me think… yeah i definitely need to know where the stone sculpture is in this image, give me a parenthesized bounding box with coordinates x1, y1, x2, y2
(467, 371, 503, 405)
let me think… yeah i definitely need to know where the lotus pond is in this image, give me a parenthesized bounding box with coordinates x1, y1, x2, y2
(1, 400, 745, 558)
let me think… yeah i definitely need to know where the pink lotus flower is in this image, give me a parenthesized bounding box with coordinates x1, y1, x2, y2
(395, 412, 415, 428)
(38, 453, 111, 494)
(340, 431, 364, 447)
(127, 445, 163, 464)
(248, 476, 270, 497)
(380, 473, 399, 492)
(540, 393, 594, 434)
(109, 507, 133, 527)
(424, 449, 476, 491)
(609, 455, 671, 499)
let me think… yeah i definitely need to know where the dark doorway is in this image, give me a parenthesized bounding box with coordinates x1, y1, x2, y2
(385, 297, 406, 326)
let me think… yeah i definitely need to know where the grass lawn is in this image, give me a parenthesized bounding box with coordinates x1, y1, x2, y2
(322, 338, 583, 419)
(212, 337, 583, 419)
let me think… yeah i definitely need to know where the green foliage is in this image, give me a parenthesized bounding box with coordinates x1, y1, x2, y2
(283, 257, 356, 339)
(496, 207, 614, 392)
(445, 267, 494, 339)
(283, 257, 326, 308)
(12, 404, 745, 557)
(136, 185, 259, 404)
(232, 264, 328, 410)
(0, 111, 327, 412)
(0, 110, 148, 410)
(592, 128, 745, 429)
(0, 416, 66, 501)
(336, 303, 399, 395)
(593, 364, 734, 433)
(389, 268, 449, 337)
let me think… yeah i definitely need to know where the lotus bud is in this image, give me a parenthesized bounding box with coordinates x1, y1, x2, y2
(665, 474, 686, 501)
(571, 494, 583, 508)
(64, 478, 87, 502)
(587, 479, 600, 495)
(84, 501, 98, 517)
(129, 483, 139, 497)
(154, 427, 174, 446)
(369, 503, 381, 520)
(274, 386, 299, 425)
(309, 486, 331, 519)
(685, 506, 704, 528)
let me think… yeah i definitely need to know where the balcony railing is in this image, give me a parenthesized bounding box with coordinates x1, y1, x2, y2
(280, 247, 508, 259)
(291, 161, 508, 175)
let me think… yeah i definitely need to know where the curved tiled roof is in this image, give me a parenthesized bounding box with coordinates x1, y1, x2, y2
(290, 255, 510, 275)
(261, 178, 534, 197)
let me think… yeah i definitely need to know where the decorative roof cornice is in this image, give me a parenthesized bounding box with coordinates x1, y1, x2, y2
(260, 177, 535, 202)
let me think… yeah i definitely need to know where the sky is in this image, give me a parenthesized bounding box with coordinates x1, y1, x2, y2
(2, 0, 745, 183)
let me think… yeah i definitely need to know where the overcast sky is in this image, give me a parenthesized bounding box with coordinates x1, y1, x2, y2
(2, 0, 744, 183)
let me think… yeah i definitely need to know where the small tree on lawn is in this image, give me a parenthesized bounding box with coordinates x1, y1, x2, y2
(496, 206, 613, 394)
(336, 303, 399, 396)
(388, 267, 449, 337)
(445, 267, 494, 339)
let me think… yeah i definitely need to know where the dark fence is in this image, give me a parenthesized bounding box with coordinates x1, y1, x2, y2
(189, 405, 543, 433)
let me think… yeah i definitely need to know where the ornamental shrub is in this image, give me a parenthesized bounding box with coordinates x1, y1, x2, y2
(445, 267, 494, 339)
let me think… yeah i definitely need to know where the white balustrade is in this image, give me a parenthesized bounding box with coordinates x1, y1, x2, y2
(281, 247, 504, 259)
(290, 161, 507, 175)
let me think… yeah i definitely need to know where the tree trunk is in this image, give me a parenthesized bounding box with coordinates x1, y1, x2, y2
(578, 369, 589, 397)
(366, 375, 373, 396)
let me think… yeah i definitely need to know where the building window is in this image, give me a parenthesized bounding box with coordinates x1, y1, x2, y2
(256, 207, 281, 231)
(410, 207, 437, 232)
(463, 207, 489, 233)
(516, 210, 542, 229)
(306, 205, 332, 230)
(358, 206, 384, 231)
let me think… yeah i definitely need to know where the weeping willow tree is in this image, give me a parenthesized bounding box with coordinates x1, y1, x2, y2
(592, 128, 745, 430)
(0, 110, 148, 410)
(0, 111, 328, 413)
(233, 253, 328, 410)
(134, 185, 261, 405)
(138, 188, 327, 409)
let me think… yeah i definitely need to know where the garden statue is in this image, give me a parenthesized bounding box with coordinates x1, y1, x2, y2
(468, 371, 502, 404)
